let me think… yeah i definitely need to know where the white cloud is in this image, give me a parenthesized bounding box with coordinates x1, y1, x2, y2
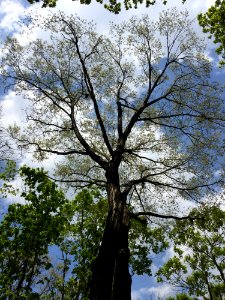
(1, 91, 29, 127)
(132, 284, 176, 300)
(0, 0, 26, 31)
(190, 0, 214, 10)
(132, 289, 144, 300)
(205, 0, 216, 9)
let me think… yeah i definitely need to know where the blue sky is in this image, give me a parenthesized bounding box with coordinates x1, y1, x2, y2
(0, 0, 225, 299)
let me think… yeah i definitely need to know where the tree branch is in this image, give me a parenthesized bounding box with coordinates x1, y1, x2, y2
(123, 176, 221, 196)
(62, 18, 113, 156)
(130, 211, 202, 221)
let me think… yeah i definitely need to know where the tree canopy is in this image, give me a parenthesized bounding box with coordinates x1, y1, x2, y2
(1, 9, 224, 299)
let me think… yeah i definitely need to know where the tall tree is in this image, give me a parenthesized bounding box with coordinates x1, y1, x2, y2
(1, 9, 224, 299)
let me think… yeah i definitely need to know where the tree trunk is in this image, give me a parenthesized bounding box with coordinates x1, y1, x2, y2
(90, 182, 131, 300)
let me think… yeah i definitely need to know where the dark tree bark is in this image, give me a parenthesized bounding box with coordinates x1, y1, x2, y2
(90, 167, 131, 300)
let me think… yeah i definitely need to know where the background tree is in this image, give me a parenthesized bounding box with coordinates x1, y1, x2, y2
(1, 9, 224, 299)
(157, 201, 225, 299)
(198, 0, 225, 65)
(0, 166, 72, 299)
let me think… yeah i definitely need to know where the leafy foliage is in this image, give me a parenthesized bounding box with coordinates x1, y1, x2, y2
(0, 168, 224, 299)
(157, 203, 225, 299)
(26, 0, 186, 14)
(198, 0, 225, 65)
(0, 160, 17, 197)
(0, 166, 72, 299)
(59, 188, 108, 300)
(43, 189, 169, 298)
(0, 169, 168, 299)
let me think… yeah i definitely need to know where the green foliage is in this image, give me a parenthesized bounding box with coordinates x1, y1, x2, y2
(0, 160, 16, 181)
(198, 0, 225, 65)
(59, 188, 108, 299)
(129, 219, 169, 276)
(26, 0, 186, 14)
(28, 0, 57, 7)
(49, 189, 169, 298)
(0, 166, 71, 299)
(0, 160, 17, 197)
(0, 172, 168, 299)
(157, 204, 225, 299)
(0, 167, 223, 299)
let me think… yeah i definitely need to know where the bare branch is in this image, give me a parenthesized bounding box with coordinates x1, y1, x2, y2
(61, 17, 113, 156)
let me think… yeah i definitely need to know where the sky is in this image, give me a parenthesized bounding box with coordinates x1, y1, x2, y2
(0, 0, 224, 299)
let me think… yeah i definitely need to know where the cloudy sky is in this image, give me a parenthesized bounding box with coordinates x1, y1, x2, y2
(0, 0, 224, 299)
